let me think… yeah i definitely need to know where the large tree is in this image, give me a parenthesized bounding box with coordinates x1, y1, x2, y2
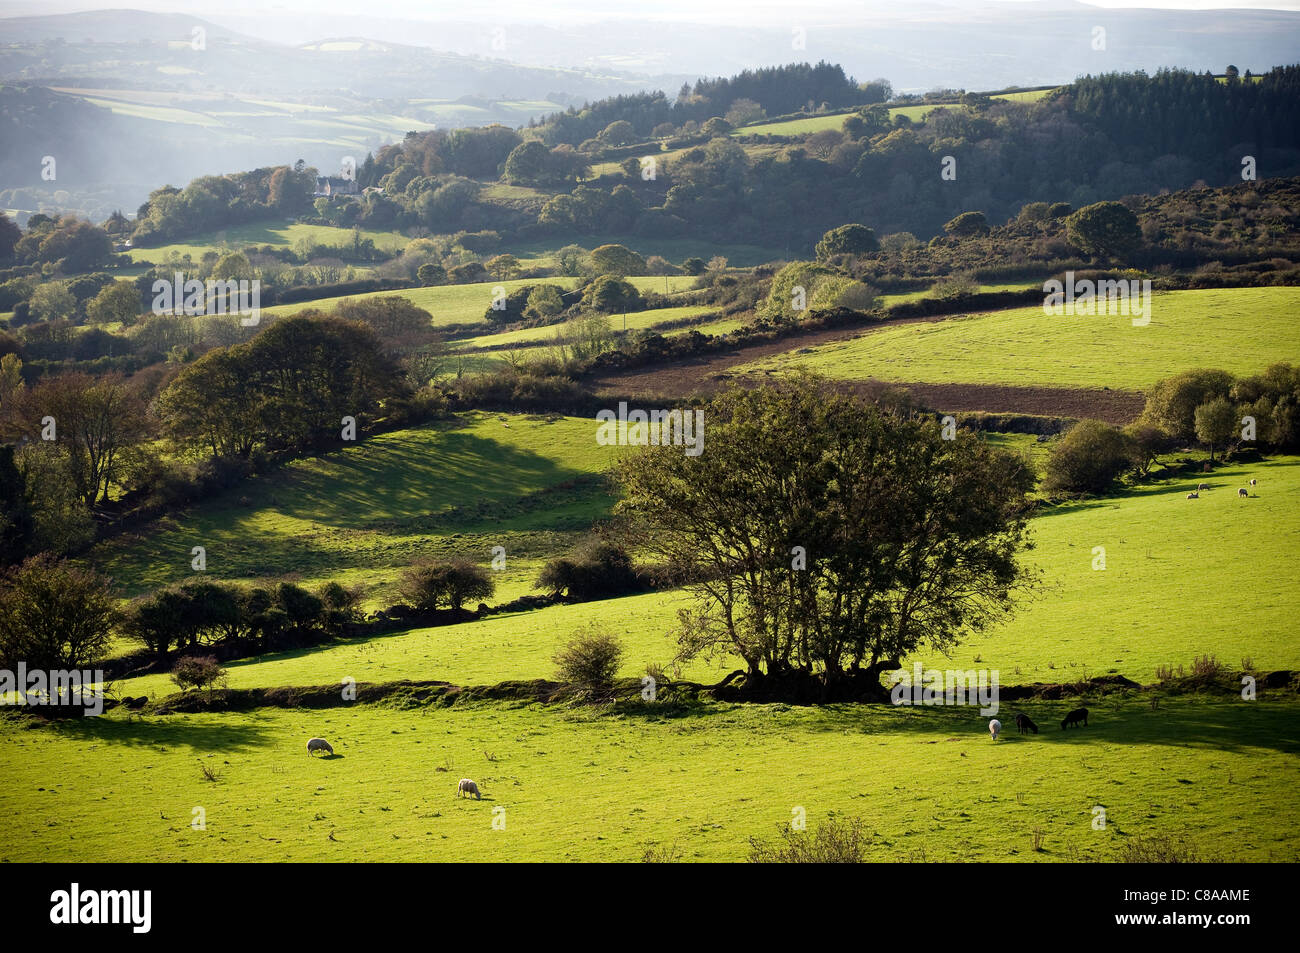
(617, 379, 1035, 692)
(11, 372, 150, 506)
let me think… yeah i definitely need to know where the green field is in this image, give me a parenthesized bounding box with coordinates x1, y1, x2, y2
(739, 287, 1300, 391)
(95, 447, 1300, 701)
(89, 412, 618, 605)
(2, 691, 1294, 862)
(263, 275, 697, 328)
(128, 222, 412, 264)
(453, 304, 721, 350)
(4, 406, 1297, 862)
(733, 89, 1055, 138)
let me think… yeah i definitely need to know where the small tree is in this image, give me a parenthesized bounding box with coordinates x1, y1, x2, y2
(588, 244, 646, 277)
(400, 559, 494, 612)
(86, 280, 142, 326)
(554, 624, 624, 691)
(170, 655, 227, 692)
(416, 263, 446, 286)
(486, 254, 521, 280)
(1066, 201, 1142, 260)
(1194, 396, 1238, 463)
(525, 284, 565, 320)
(815, 224, 879, 260)
(581, 275, 641, 313)
(1043, 419, 1134, 494)
(0, 554, 116, 670)
(943, 211, 990, 238)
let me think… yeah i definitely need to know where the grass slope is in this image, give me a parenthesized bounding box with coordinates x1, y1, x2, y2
(739, 288, 1300, 391)
(90, 412, 619, 604)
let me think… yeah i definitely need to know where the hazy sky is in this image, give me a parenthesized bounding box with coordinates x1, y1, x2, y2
(4, 0, 1300, 20)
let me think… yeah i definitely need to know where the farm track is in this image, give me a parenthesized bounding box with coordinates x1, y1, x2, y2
(588, 320, 1147, 423)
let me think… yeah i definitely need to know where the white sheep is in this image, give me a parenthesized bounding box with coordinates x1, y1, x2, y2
(989, 719, 1002, 741)
(457, 778, 481, 800)
(1239, 487, 1249, 498)
(306, 737, 333, 756)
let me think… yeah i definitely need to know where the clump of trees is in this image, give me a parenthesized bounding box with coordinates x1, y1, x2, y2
(157, 314, 408, 459)
(1041, 363, 1300, 495)
(617, 377, 1036, 693)
(536, 541, 648, 601)
(122, 578, 362, 661)
(399, 559, 494, 612)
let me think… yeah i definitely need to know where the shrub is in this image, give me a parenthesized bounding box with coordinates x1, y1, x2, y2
(400, 559, 494, 612)
(170, 655, 227, 692)
(536, 541, 645, 601)
(815, 224, 879, 260)
(943, 211, 990, 238)
(0, 555, 116, 670)
(748, 815, 870, 863)
(1043, 419, 1134, 494)
(1066, 201, 1142, 260)
(553, 624, 624, 690)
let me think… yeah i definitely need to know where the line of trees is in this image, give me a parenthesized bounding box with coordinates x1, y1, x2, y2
(1043, 363, 1300, 494)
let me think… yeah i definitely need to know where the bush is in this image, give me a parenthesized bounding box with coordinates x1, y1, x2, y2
(815, 224, 879, 260)
(170, 655, 227, 692)
(943, 211, 990, 238)
(748, 815, 870, 863)
(0, 555, 116, 670)
(1043, 419, 1134, 494)
(1066, 201, 1142, 260)
(399, 559, 494, 612)
(553, 624, 624, 690)
(536, 541, 646, 601)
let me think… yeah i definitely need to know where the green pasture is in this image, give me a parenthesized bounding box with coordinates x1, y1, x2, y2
(739, 287, 1300, 391)
(1, 693, 1294, 862)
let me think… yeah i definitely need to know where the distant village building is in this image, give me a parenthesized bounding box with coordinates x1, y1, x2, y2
(314, 176, 359, 198)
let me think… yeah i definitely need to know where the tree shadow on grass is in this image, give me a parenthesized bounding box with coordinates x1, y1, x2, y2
(782, 695, 1300, 755)
(38, 711, 277, 754)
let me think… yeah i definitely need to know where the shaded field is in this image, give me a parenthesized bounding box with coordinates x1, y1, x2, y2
(89, 412, 619, 601)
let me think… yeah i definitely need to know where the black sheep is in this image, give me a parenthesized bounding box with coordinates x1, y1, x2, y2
(1061, 707, 1089, 729)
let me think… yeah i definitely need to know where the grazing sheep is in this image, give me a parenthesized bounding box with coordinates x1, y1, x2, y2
(306, 737, 334, 756)
(1250, 478, 1257, 486)
(457, 778, 481, 800)
(1239, 487, 1249, 498)
(1186, 491, 1199, 499)
(1060, 708, 1089, 729)
(988, 719, 1002, 740)
(1015, 712, 1039, 734)
(1198, 483, 1208, 491)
